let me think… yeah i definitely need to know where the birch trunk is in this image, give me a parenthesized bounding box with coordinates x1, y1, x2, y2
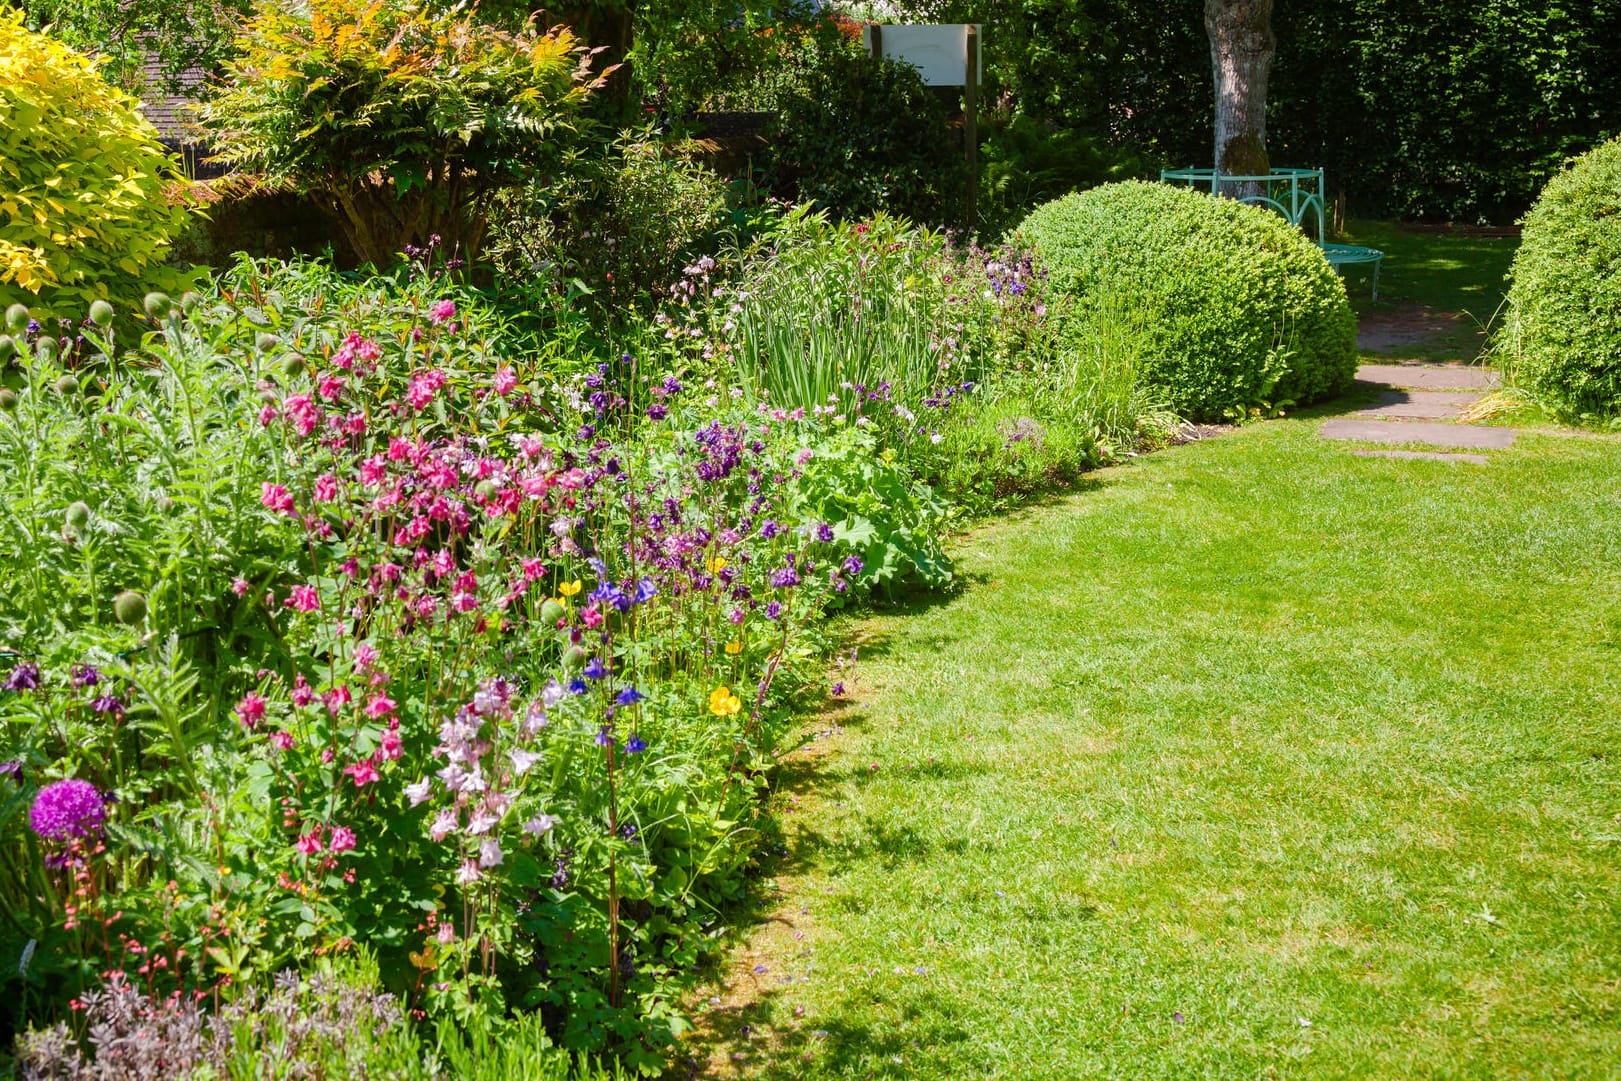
(1205, 0, 1275, 200)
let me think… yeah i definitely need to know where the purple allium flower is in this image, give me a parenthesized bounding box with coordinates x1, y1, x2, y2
(5, 662, 41, 692)
(616, 686, 644, 706)
(625, 735, 648, 755)
(29, 779, 106, 841)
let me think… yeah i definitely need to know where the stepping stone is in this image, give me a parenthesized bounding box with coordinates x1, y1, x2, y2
(1356, 390, 1482, 420)
(1352, 449, 1490, 465)
(1319, 418, 1517, 449)
(1356, 364, 1499, 391)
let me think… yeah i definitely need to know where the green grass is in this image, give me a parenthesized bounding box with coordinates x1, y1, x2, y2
(684, 421, 1621, 1079)
(1338, 220, 1519, 321)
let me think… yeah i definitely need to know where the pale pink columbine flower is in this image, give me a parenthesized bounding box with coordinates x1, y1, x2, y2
(436, 923, 456, 944)
(260, 483, 295, 515)
(456, 859, 483, 884)
(295, 829, 323, 855)
(328, 826, 356, 853)
(795, 448, 814, 466)
(429, 299, 457, 325)
(522, 814, 556, 836)
(286, 585, 320, 612)
(477, 838, 503, 868)
(353, 642, 380, 668)
(269, 731, 296, 751)
(312, 474, 339, 502)
(429, 808, 458, 842)
(509, 748, 542, 775)
(493, 366, 517, 396)
(344, 759, 380, 787)
(465, 808, 498, 836)
(235, 692, 267, 729)
(404, 777, 432, 806)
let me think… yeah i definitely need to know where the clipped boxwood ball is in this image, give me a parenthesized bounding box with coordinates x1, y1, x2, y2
(1503, 136, 1621, 418)
(1017, 181, 1358, 422)
(112, 589, 148, 624)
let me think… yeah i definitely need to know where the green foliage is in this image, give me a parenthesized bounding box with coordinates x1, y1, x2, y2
(899, 0, 1621, 224)
(486, 130, 730, 310)
(1502, 137, 1621, 421)
(741, 21, 967, 226)
(976, 111, 1152, 241)
(0, 9, 195, 318)
(1018, 182, 1357, 422)
(202, 0, 606, 265)
(15, 0, 252, 92)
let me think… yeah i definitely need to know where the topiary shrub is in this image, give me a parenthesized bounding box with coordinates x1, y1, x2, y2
(0, 10, 194, 318)
(1016, 181, 1358, 421)
(1502, 137, 1621, 420)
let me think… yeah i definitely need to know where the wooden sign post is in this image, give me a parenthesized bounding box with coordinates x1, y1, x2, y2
(863, 23, 983, 232)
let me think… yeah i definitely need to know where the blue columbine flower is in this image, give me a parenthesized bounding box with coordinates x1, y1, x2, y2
(634, 578, 658, 604)
(625, 735, 648, 755)
(616, 686, 644, 706)
(594, 725, 612, 747)
(567, 678, 588, 695)
(583, 657, 608, 681)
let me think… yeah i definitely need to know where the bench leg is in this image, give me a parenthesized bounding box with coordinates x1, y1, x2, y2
(1371, 260, 1381, 301)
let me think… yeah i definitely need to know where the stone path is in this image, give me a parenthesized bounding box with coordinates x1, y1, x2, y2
(1317, 362, 1516, 460)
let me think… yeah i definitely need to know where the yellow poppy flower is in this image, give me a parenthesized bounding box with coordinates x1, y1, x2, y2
(706, 555, 728, 575)
(708, 685, 742, 717)
(558, 579, 581, 598)
(724, 639, 743, 656)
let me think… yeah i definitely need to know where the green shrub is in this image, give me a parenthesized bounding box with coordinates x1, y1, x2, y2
(487, 130, 729, 309)
(1502, 137, 1621, 420)
(1017, 182, 1357, 422)
(0, 9, 194, 318)
(745, 20, 967, 226)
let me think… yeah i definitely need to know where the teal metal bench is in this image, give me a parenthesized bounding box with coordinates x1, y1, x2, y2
(1159, 167, 1385, 298)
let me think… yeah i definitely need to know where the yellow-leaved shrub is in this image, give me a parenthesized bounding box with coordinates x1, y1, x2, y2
(0, 10, 194, 318)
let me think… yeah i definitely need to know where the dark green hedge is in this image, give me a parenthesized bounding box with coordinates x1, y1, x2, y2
(1018, 182, 1357, 422)
(1503, 138, 1621, 419)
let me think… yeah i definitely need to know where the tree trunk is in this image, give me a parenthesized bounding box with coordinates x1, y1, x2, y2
(1205, 0, 1275, 199)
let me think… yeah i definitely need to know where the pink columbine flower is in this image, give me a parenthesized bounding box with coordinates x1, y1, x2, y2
(286, 585, 320, 613)
(323, 685, 351, 715)
(364, 694, 397, 719)
(269, 731, 296, 751)
(344, 759, 381, 787)
(328, 826, 356, 853)
(455, 859, 482, 884)
(478, 838, 503, 868)
(284, 394, 319, 437)
(231, 577, 251, 597)
(521, 558, 546, 581)
(316, 376, 345, 401)
(258, 404, 278, 427)
(312, 473, 339, 502)
(430, 299, 457, 325)
(404, 777, 432, 805)
(493, 366, 517, 396)
(357, 337, 382, 362)
(429, 808, 458, 842)
(353, 642, 379, 669)
(378, 729, 403, 762)
(290, 674, 314, 708)
(235, 692, 267, 729)
(260, 483, 295, 515)
(295, 829, 323, 856)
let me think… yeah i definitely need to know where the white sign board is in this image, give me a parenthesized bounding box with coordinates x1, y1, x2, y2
(861, 24, 982, 87)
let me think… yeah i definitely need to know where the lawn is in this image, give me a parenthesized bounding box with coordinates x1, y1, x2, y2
(686, 420, 1621, 1079)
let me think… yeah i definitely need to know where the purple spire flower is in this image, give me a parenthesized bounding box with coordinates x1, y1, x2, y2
(29, 779, 106, 841)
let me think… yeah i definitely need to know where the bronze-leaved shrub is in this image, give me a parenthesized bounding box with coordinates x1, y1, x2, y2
(0, 10, 193, 318)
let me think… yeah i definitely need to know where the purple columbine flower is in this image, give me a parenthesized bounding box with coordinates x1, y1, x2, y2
(583, 657, 608, 681)
(815, 523, 835, 544)
(843, 555, 864, 576)
(765, 601, 783, 620)
(625, 735, 648, 755)
(831, 682, 846, 697)
(0, 760, 22, 780)
(70, 664, 100, 688)
(759, 520, 780, 540)
(89, 694, 124, 717)
(4, 663, 41, 692)
(633, 579, 658, 605)
(770, 566, 801, 589)
(615, 686, 644, 706)
(594, 725, 613, 747)
(28, 779, 106, 841)
(567, 678, 588, 696)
